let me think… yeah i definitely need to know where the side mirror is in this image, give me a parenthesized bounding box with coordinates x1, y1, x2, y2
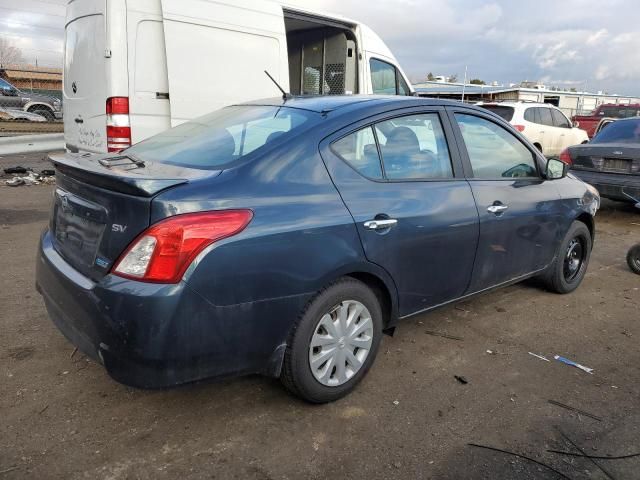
(546, 158, 568, 180)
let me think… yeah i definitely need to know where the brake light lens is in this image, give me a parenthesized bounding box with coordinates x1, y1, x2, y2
(513, 124, 526, 132)
(106, 97, 131, 152)
(112, 210, 253, 283)
(559, 148, 573, 165)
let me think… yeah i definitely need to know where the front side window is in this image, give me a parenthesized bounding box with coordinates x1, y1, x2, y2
(455, 114, 538, 179)
(126, 106, 315, 169)
(524, 107, 540, 124)
(370, 58, 410, 96)
(375, 114, 453, 180)
(332, 126, 383, 179)
(551, 109, 571, 128)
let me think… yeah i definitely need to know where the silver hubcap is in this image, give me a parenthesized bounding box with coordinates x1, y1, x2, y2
(308, 300, 374, 387)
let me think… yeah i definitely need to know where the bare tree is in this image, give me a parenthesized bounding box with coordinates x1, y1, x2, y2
(0, 38, 24, 66)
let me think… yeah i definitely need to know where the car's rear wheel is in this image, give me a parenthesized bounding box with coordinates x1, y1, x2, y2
(281, 277, 382, 403)
(542, 221, 592, 293)
(627, 244, 640, 275)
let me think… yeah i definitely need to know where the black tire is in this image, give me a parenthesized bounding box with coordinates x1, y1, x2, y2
(542, 221, 592, 293)
(281, 277, 383, 403)
(30, 108, 54, 121)
(627, 244, 640, 275)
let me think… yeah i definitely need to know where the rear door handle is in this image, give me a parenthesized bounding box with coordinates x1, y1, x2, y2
(364, 219, 398, 230)
(487, 204, 509, 214)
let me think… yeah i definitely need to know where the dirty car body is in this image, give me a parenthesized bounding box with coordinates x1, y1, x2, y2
(565, 117, 640, 203)
(36, 96, 599, 395)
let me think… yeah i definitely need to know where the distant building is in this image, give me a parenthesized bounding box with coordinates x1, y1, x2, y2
(413, 80, 640, 117)
(0, 64, 62, 99)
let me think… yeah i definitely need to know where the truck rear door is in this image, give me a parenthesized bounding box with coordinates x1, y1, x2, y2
(159, 0, 287, 126)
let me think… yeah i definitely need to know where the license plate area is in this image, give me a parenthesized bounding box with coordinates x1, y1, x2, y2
(603, 158, 631, 173)
(53, 188, 107, 269)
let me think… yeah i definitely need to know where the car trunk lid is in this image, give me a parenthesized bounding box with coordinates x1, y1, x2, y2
(571, 144, 640, 175)
(49, 152, 219, 280)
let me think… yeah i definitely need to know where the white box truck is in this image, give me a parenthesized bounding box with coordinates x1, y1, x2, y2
(63, 0, 413, 153)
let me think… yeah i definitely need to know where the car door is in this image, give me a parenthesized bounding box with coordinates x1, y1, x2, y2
(447, 108, 563, 292)
(537, 107, 557, 156)
(550, 108, 573, 151)
(319, 108, 479, 316)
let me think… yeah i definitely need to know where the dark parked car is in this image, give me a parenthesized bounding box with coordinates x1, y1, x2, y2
(0, 77, 62, 120)
(36, 96, 599, 403)
(562, 117, 640, 204)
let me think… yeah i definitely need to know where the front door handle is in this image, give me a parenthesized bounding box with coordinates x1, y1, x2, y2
(487, 204, 509, 214)
(364, 219, 398, 230)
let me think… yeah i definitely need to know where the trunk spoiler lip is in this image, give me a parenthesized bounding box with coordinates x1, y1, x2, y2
(48, 152, 220, 197)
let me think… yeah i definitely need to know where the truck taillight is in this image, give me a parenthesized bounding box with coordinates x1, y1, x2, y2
(112, 210, 253, 283)
(513, 125, 525, 132)
(106, 97, 131, 152)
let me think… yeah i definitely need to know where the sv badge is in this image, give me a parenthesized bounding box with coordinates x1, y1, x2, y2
(112, 224, 128, 233)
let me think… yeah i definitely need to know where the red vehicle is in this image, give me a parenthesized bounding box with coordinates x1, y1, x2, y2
(573, 104, 640, 138)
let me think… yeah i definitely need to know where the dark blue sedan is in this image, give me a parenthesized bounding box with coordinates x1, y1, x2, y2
(36, 96, 600, 402)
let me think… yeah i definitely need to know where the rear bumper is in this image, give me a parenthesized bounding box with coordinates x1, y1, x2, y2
(36, 229, 307, 388)
(570, 169, 640, 202)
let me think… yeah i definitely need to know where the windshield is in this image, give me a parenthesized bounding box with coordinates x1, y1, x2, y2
(591, 119, 640, 144)
(126, 106, 316, 169)
(480, 105, 514, 122)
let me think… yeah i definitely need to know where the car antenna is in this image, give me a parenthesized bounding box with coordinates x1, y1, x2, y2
(264, 70, 290, 101)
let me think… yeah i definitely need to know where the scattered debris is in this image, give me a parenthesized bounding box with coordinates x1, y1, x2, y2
(486, 349, 495, 355)
(454, 375, 468, 385)
(0, 466, 19, 475)
(392, 400, 399, 406)
(495, 307, 507, 313)
(424, 330, 463, 341)
(4, 170, 55, 187)
(468, 443, 571, 480)
(554, 355, 594, 374)
(70, 347, 78, 360)
(3, 166, 29, 174)
(40, 169, 55, 176)
(38, 405, 49, 415)
(548, 400, 602, 421)
(528, 352, 550, 362)
(454, 305, 470, 313)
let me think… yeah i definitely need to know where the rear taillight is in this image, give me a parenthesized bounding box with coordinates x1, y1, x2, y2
(559, 148, 573, 165)
(112, 210, 253, 283)
(513, 125, 525, 132)
(106, 97, 131, 152)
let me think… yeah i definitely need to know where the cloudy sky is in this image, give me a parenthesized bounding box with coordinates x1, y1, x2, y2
(2, 0, 639, 95)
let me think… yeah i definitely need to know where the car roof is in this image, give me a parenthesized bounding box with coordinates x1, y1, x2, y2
(479, 101, 558, 108)
(236, 95, 470, 114)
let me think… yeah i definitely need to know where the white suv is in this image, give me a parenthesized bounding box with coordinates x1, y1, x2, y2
(478, 101, 589, 157)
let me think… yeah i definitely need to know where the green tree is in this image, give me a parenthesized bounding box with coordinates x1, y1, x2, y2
(448, 74, 458, 83)
(469, 78, 486, 85)
(426, 72, 435, 81)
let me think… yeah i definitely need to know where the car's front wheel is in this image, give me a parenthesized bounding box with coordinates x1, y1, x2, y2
(542, 221, 592, 293)
(281, 278, 383, 403)
(627, 244, 640, 275)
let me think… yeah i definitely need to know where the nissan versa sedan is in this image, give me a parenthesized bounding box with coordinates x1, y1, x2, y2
(36, 96, 600, 403)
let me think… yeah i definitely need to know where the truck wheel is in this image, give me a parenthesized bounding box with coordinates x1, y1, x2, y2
(281, 277, 382, 403)
(542, 221, 592, 294)
(627, 244, 640, 275)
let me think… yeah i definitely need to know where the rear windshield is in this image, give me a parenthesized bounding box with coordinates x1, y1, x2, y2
(592, 119, 640, 144)
(126, 106, 315, 169)
(479, 105, 515, 122)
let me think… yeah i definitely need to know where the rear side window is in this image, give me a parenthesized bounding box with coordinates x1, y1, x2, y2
(524, 107, 540, 124)
(375, 114, 453, 179)
(332, 127, 383, 179)
(551, 109, 571, 128)
(455, 114, 538, 179)
(126, 106, 315, 169)
(538, 108, 554, 127)
(480, 106, 514, 122)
